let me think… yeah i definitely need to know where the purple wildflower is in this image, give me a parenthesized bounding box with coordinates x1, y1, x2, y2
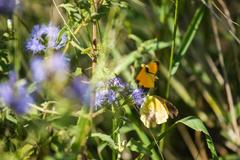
(132, 88, 145, 107)
(9, 85, 34, 114)
(108, 90, 116, 103)
(95, 89, 116, 107)
(0, 0, 16, 17)
(108, 77, 126, 89)
(45, 53, 69, 76)
(0, 82, 13, 105)
(26, 24, 67, 54)
(0, 73, 33, 114)
(26, 38, 46, 54)
(30, 57, 46, 82)
(30, 53, 69, 83)
(70, 76, 91, 106)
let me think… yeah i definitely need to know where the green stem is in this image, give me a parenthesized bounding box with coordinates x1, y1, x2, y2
(160, 0, 179, 151)
(165, 0, 179, 98)
(112, 105, 117, 160)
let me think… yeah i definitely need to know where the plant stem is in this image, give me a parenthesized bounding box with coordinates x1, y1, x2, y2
(92, 0, 98, 74)
(210, 8, 239, 138)
(165, 0, 179, 98)
(112, 105, 117, 160)
(161, 0, 179, 151)
(90, 0, 99, 111)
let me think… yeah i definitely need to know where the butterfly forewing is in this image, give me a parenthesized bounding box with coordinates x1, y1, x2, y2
(135, 61, 159, 89)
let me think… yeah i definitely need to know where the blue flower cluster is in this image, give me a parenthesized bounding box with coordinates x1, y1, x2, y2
(95, 77, 128, 108)
(30, 53, 69, 83)
(26, 24, 67, 54)
(0, 72, 33, 114)
(0, 52, 70, 114)
(132, 88, 145, 107)
(69, 76, 146, 109)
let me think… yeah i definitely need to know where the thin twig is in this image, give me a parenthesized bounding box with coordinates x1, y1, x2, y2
(52, 0, 81, 45)
(200, 0, 240, 44)
(205, 55, 224, 86)
(30, 104, 59, 115)
(90, 0, 99, 111)
(210, 4, 239, 138)
(178, 125, 201, 159)
(215, 0, 240, 84)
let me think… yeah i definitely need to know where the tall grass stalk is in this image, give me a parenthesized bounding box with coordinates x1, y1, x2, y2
(160, 0, 179, 151)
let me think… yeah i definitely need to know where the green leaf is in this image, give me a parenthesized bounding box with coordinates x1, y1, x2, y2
(126, 139, 151, 155)
(178, 116, 218, 159)
(124, 105, 160, 160)
(70, 40, 84, 51)
(59, 3, 77, 14)
(6, 113, 17, 124)
(128, 34, 143, 46)
(150, 116, 218, 159)
(178, 115, 209, 134)
(91, 133, 118, 150)
(71, 109, 92, 151)
(171, 5, 205, 75)
(73, 67, 82, 77)
(17, 144, 34, 160)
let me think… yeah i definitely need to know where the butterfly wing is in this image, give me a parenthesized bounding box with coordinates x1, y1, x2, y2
(136, 62, 158, 89)
(156, 96, 178, 118)
(145, 61, 159, 74)
(140, 96, 178, 128)
(140, 96, 169, 128)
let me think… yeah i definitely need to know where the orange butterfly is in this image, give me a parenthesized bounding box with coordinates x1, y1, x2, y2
(136, 61, 159, 89)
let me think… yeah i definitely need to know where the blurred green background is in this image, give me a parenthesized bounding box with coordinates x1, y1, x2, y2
(1, 0, 240, 159)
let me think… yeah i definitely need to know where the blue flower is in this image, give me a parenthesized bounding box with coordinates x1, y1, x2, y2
(0, 0, 16, 17)
(26, 37, 46, 54)
(46, 53, 69, 75)
(108, 77, 126, 89)
(132, 88, 145, 107)
(9, 85, 34, 114)
(0, 73, 33, 114)
(0, 82, 13, 105)
(69, 76, 91, 106)
(30, 53, 69, 83)
(95, 89, 116, 107)
(26, 24, 67, 54)
(30, 57, 46, 82)
(108, 90, 116, 103)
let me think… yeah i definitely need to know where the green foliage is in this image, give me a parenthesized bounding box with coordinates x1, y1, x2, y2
(0, 0, 240, 159)
(171, 5, 206, 75)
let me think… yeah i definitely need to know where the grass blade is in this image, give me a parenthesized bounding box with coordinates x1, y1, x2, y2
(171, 6, 205, 75)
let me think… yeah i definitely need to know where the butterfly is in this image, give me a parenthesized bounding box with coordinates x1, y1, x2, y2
(135, 61, 178, 128)
(135, 61, 159, 89)
(140, 96, 178, 128)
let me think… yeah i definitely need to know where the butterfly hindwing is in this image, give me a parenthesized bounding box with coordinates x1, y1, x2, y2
(140, 96, 178, 128)
(156, 96, 178, 119)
